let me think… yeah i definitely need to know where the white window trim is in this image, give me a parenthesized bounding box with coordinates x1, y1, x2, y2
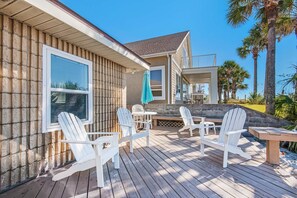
(42, 45, 93, 133)
(182, 47, 189, 68)
(175, 71, 181, 101)
(150, 66, 165, 100)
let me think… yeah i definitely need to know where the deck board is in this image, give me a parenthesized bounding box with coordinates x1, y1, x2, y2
(100, 165, 113, 198)
(87, 168, 100, 198)
(148, 133, 245, 197)
(158, 129, 296, 197)
(135, 139, 222, 197)
(188, 135, 297, 194)
(75, 170, 90, 198)
(120, 148, 154, 198)
(122, 147, 165, 197)
(107, 160, 126, 198)
(115, 153, 139, 198)
(132, 142, 198, 198)
(1, 126, 297, 198)
(61, 172, 79, 198)
(36, 177, 56, 198)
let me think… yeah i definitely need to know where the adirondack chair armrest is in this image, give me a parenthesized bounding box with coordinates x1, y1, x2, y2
(134, 120, 151, 124)
(134, 120, 151, 130)
(60, 140, 96, 145)
(203, 125, 222, 129)
(86, 132, 119, 135)
(192, 116, 205, 120)
(225, 129, 247, 136)
(61, 135, 118, 146)
(119, 123, 132, 128)
(94, 136, 118, 145)
(203, 125, 221, 129)
(87, 132, 119, 147)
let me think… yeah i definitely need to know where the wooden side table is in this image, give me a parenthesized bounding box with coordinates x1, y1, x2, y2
(248, 127, 297, 165)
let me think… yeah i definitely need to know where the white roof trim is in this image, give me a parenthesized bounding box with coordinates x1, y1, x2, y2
(182, 66, 218, 74)
(24, 0, 149, 70)
(176, 31, 190, 53)
(141, 51, 176, 59)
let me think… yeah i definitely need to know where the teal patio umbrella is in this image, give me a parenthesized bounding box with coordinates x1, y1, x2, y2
(141, 71, 154, 104)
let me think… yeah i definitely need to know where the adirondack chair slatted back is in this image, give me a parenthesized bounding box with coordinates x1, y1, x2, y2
(180, 106, 194, 126)
(58, 112, 95, 162)
(132, 104, 144, 113)
(117, 108, 136, 137)
(217, 108, 246, 146)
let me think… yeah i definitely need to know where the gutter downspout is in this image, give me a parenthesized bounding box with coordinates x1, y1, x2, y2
(167, 54, 172, 104)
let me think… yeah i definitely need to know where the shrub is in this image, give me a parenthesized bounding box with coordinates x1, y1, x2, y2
(275, 94, 297, 121)
(247, 93, 265, 104)
(226, 99, 243, 104)
(283, 125, 297, 153)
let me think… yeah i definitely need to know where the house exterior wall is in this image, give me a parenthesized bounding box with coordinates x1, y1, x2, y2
(126, 56, 168, 105)
(171, 35, 191, 104)
(172, 35, 191, 70)
(0, 14, 125, 191)
(126, 70, 144, 105)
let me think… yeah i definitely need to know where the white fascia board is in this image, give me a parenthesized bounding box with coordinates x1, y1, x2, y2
(182, 66, 218, 74)
(141, 51, 176, 59)
(24, 0, 149, 70)
(176, 31, 190, 53)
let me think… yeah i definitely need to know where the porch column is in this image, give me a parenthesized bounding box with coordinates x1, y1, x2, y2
(210, 70, 218, 104)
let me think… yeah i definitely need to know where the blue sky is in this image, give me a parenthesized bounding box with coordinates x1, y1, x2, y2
(61, 0, 297, 98)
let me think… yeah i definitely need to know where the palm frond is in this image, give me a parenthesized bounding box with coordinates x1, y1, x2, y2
(227, 0, 258, 26)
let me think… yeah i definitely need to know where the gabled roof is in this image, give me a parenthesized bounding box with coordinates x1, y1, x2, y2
(0, 0, 149, 70)
(125, 31, 189, 57)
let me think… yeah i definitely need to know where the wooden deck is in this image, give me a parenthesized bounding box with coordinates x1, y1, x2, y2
(1, 126, 297, 198)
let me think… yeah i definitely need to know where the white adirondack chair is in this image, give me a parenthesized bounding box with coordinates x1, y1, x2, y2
(132, 104, 144, 129)
(53, 112, 120, 188)
(132, 104, 144, 113)
(117, 107, 150, 153)
(200, 108, 251, 168)
(179, 106, 216, 136)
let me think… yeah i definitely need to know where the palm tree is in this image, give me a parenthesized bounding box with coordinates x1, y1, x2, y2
(227, 0, 297, 114)
(218, 60, 250, 101)
(218, 67, 228, 103)
(230, 66, 250, 99)
(237, 24, 267, 94)
(277, 0, 297, 40)
(281, 64, 297, 100)
(227, 0, 280, 114)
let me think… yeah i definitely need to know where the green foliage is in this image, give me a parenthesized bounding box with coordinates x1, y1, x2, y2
(237, 23, 267, 59)
(247, 92, 265, 104)
(239, 104, 266, 113)
(288, 142, 297, 153)
(51, 81, 86, 91)
(218, 60, 249, 103)
(227, 0, 297, 38)
(275, 94, 297, 121)
(227, 99, 247, 104)
(282, 125, 297, 153)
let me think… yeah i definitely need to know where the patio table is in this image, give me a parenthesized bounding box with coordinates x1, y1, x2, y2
(132, 111, 157, 129)
(248, 127, 297, 165)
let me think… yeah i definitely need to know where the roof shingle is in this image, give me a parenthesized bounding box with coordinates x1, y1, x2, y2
(125, 31, 189, 56)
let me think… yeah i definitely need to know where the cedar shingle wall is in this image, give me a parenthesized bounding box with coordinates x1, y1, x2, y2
(0, 14, 125, 191)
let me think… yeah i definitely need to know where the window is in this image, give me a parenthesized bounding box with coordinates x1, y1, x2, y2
(150, 66, 165, 100)
(42, 45, 93, 132)
(175, 73, 181, 100)
(182, 47, 189, 68)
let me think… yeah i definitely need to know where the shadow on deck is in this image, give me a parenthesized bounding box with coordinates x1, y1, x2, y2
(1, 127, 297, 198)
